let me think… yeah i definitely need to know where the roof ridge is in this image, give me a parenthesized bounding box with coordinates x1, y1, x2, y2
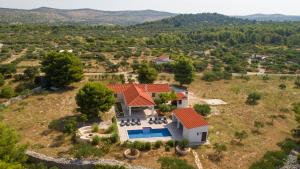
(132, 84, 154, 104)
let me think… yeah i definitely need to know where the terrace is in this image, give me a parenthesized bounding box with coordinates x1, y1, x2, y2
(116, 108, 183, 142)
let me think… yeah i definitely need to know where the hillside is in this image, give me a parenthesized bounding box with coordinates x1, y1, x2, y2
(133, 13, 254, 30)
(237, 14, 300, 22)
(0, 7, 176, 25)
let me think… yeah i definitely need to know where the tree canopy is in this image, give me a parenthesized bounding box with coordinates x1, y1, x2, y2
(41, 52, 83, 87)
(174, 57, 195, 85)
(137, 63, 158, 83)
(0, 122, 28, 169)
(76, 82, 115, 118)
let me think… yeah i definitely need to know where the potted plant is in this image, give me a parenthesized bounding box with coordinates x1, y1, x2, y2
(124, 141, 140, 159)
(176, 139, 191, 155)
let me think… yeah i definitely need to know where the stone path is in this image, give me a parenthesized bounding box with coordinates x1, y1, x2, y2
(192, 150, 203, 169)
(280, 152, 300, 169)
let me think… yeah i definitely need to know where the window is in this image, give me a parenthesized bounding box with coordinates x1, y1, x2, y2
(152, 93, 156, 97)
(114, 94, 117, 98)
(197, 132, 199, 136)
(178, 100, 182, 104)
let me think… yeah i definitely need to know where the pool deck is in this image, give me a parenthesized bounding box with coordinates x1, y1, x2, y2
(117, 117, 183, 143)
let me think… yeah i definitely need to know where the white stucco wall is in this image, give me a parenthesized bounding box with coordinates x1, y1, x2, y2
(183, 126, 208, 144)
(177, 98, 188, 108)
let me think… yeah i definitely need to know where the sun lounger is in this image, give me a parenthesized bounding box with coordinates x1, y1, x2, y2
(154, 117, 159, 124)
(149, 117, 154, 124)
(158, 117, 162, 124)
(163, 117, 168, 124)
(131, 119, 136, 125)
(126, 119, 130, 126)
(137, 118, 141, 125)
(120, 120, 125, 126)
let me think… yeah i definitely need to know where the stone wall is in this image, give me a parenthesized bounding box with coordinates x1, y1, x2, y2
(26, 151, 150, 169)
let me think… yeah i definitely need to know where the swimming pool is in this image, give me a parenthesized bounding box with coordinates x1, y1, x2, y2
(128, 128, 172, 139)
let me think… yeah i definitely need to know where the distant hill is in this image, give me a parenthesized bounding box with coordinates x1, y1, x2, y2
(237, 14, 300, 22)
(133, 13, 254, 30)
(0, 7, 176, 25)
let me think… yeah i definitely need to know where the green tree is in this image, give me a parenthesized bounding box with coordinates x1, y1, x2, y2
(279, 83, 286, 90)
(0, 122, 28, 168)
(193, 104, 211, 116)
(234, 130, 248, 144)
(137, 64, 158, 83)
(41, 52, 83, 87)
(246, 92, 262, 105)
(0, 64, 16, 77)
(76, 82, 115, 118)
(0, 73, 5, 86)
(0, 86, 15, 98)
(174, 57, 195, 86)
(23, 67, 39, 81)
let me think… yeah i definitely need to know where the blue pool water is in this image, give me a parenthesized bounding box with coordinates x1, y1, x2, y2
(128, 128, 172, 139)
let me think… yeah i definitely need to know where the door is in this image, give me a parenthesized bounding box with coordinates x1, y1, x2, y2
(201, 132, 207, 142)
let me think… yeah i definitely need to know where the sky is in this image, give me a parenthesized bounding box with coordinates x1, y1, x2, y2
(1, 0, 300, 16)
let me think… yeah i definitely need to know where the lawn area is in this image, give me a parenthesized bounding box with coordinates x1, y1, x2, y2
(0, 74, 298, 169)
(189, 75, 299, 169)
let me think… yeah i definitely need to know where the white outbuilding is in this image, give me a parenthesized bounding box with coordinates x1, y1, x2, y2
(172, 108, 208, 145)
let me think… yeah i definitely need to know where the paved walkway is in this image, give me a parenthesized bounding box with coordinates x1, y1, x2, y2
(192, 150, 203, 169)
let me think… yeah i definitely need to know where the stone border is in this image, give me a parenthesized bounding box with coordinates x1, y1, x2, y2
(26, 150, 150, 169)
(175, 146, 191, 156)
(123, 149, 140, 160)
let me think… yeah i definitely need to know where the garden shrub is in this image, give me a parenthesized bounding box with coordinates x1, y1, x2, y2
(277, 138, 298, 153)
(0, 86, 15, 98)
(165, 145, 171, 152)
(246, 92, 262, 105)
(158, 157, 194, 169)
(166, 140, 175, 147)
(63, 118, 78, 134)
(92, 123, 99, 133)
(144, 142, 151, 151)
(249, 151, 287, 169)
(178, 139, 189, 149)
(153, 141, 163, 149)
(110, 132, 119, 143)
(71, 143, 104, 159)
(92, 136, 100, 145)
(193, 104, 211, 116)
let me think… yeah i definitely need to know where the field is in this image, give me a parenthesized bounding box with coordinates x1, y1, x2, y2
(0, 74, 298, 169)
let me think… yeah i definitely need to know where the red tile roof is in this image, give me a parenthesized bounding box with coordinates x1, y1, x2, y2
(107, 84, 170, 93)
(176, 92, 187, 100)
(123, 84, 155, 106)
(173, 108, 208, 129)
(107, 83, 170, 107)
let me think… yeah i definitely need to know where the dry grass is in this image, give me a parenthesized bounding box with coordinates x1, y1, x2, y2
(0, 75, 298, 169)
(189, 76, 299, 169)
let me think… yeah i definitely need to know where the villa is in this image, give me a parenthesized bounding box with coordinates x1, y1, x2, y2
(107, 83, 208, 145)
(108, 83, 188, 116)
(154, 56, 174, 65)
